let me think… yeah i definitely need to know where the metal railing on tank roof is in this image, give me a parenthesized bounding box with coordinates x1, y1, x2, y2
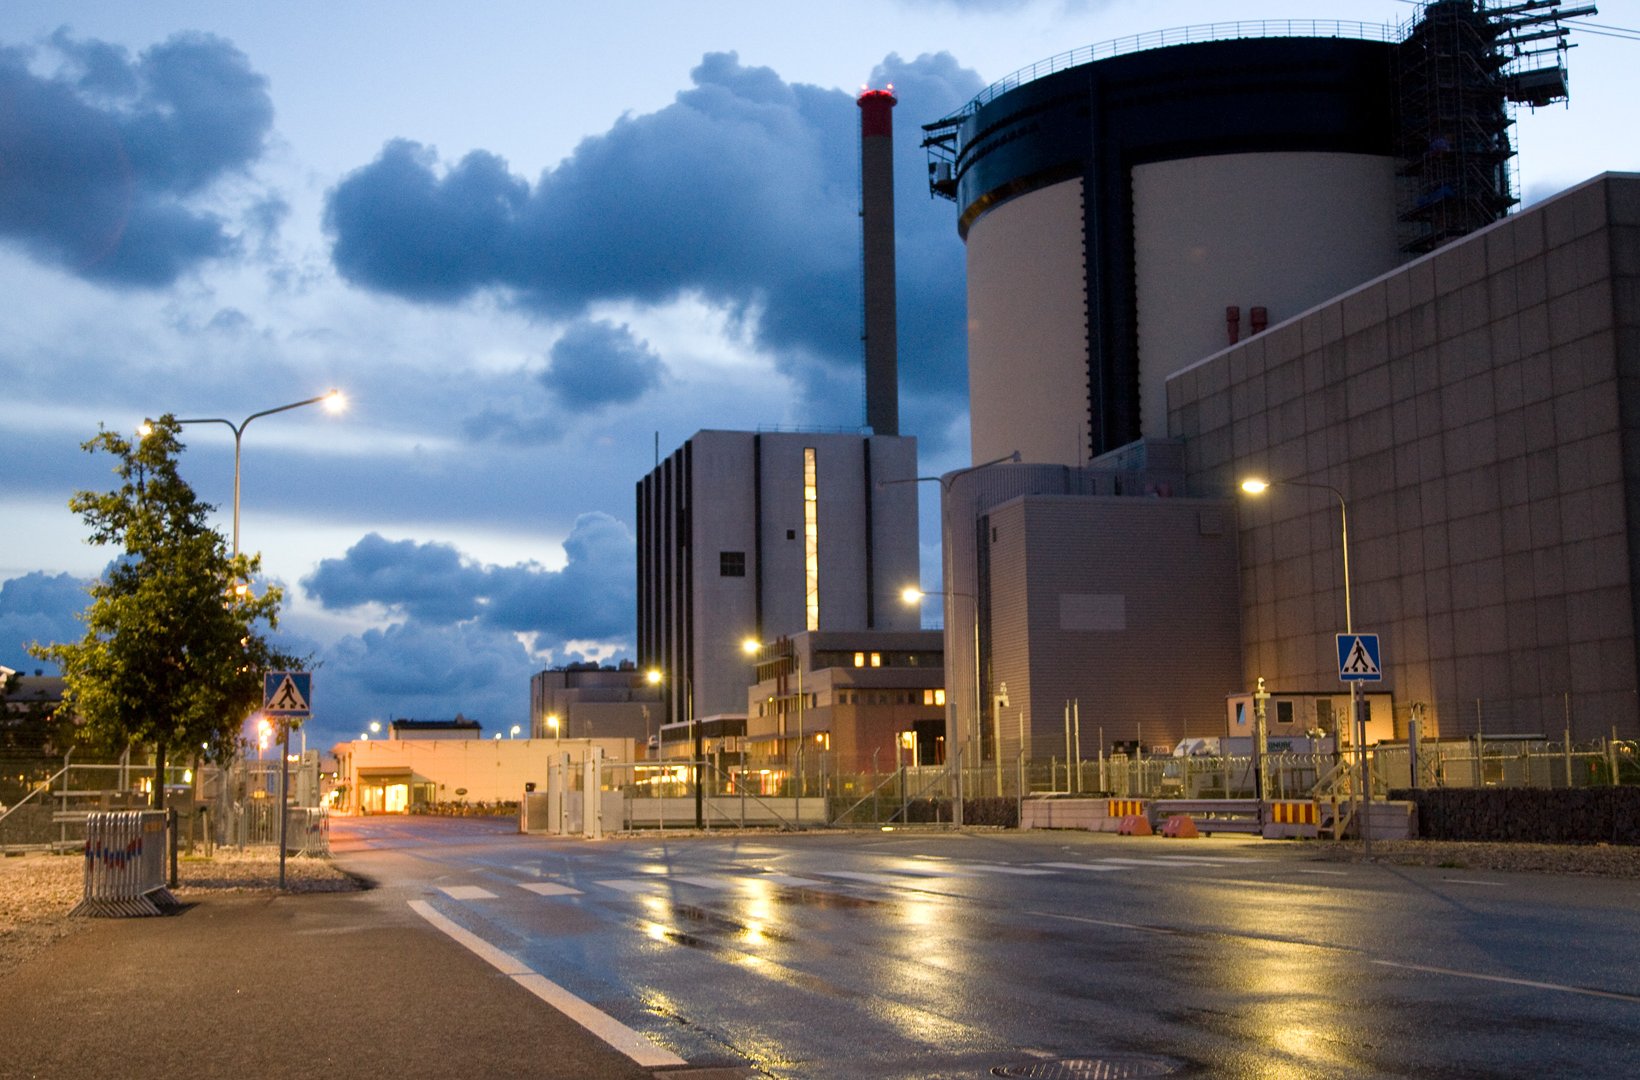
(963, 20, 1399, 115)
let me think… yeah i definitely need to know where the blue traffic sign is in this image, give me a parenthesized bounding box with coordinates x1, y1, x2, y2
(1336, 634, 1382, 682)
(264, 671, 312, 716)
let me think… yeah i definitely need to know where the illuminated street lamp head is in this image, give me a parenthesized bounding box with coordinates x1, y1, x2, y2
(1240, 478, 1270, 495)
(646, 669, 663, 685)
(322, 388, 347, 413)
(369, 720, 381, 734)
(901, 586, 925, 605)
(138, 420, 154, 438)
(546, 714, 560, 732)
(741, 637, 760, 655)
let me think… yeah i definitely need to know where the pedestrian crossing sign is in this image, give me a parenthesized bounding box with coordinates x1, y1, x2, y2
(264, 671, 312, 716)
(1336, 634, 1382, 682)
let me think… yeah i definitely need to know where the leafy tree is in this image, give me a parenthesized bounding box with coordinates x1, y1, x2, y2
(31, 416, 300, 809)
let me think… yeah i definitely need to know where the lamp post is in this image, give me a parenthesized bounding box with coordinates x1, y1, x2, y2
(168, 390, 344, 886)
(173, 389, 346, 559)
(1240, 476, 1369, 846)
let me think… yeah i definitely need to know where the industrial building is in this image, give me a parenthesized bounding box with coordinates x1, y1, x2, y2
(923, 2, 1590, 466)
(635, 430, 921, 734)
(528, 661, 661, 743)
(1174, 171, 1640, 742)
(741, 630, 946, 787)
(922, 3, 1627, 783)
(629, 84, 924, 781)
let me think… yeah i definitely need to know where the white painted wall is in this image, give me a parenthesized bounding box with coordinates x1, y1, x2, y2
(965, 177, 1089, 467)
(1132, 151, 1401, 436)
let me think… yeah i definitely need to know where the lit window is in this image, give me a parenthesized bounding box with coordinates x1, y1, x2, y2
(804, 448, 819, 631)
(870, 652, 882, 667)
(854, 652, 865, 667)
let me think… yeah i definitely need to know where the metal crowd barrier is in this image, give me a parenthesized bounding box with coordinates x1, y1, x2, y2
(71, 810, 179, 917)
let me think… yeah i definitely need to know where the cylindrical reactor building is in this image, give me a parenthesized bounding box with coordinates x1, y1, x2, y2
(933, 34, 1406, 466)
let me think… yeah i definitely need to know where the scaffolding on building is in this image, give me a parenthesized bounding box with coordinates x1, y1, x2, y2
(1395, 0, 1596, 254)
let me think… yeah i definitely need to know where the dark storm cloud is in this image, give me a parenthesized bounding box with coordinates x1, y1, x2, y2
(0, 572, 90, 672)
(301, 533, 485, 623)
(301, 513, 634, 642)
(326, 51, 981, 431)
(540, 320, 664, 408)
(276, 616, 533, 744)
(0, 29, 273, 286)
(292, 515, 636, 741)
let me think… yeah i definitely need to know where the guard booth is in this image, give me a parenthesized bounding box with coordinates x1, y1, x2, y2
(1225, 689, 1395, 746)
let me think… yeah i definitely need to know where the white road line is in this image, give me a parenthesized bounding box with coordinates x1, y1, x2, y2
(1095, 858, 1211, 868)
(438, 885, 498, 900)
(672, 875, 738, 890)
(1034, 862, 1126, 873)
(1293, 869, 1347, 876)
(408, 901, 687, 1067)
(816, 870, 908, 885)
(1149, 855, 1255, 864)
(758, 874, 827, 887)
(1370, 959, 1640, 1004)
(596, 878, 660, 893)
(519, 882, 582, 896)
(1442, 878, 1504, 887)
(1031, 910, 1178, 935)
(959, 863, 1057, 876)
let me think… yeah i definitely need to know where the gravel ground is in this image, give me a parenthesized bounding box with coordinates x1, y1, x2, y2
(0, 848, 359, 979)
(1309, 838, 1640, 878)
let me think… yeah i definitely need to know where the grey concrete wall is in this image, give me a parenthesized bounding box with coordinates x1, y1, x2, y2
(1169, 173, 1640, 740)
(986, 494, 1242, 755)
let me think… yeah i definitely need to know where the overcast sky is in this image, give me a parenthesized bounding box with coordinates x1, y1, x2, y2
(2, 0, 1635, 750)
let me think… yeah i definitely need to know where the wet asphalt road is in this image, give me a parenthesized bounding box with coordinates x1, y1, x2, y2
(330, 817, 1640, 1079)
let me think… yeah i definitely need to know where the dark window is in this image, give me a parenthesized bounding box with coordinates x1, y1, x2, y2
(787, 529, 797, 541)
(720, 551, 746, 577)
(1276, 701, 1295, 727)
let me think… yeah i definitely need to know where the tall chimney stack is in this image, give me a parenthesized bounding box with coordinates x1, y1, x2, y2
(858, 86, 898, 437)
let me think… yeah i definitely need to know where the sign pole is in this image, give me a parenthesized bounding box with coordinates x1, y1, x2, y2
(279, 722, 290, 889)
(263, 670, 312, 889)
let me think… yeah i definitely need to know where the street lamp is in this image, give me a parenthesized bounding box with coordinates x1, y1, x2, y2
(1240, 475, 1368, 841)
(902, 585, 983, 811)
(509, 724, 521, 739)
(882, 451, 1021, 827)
(546, 713, 561, 748)
(647, 667, 701, 828)
(173, 389, 347, 558)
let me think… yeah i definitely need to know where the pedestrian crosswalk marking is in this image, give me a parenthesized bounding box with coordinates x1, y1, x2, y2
(477, 855, 1275, 904)
(596, 879, 659, 893)
(672, 875, 738, 890)
(438, 885, 497, 900)
(816, 870, 908, 885)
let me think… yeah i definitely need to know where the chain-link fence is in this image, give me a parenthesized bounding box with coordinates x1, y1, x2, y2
(0, 750, 328, 854)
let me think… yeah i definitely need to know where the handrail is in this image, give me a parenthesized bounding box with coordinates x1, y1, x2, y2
(950, 20, 1398, 120)
(0, 766, 68, 826)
